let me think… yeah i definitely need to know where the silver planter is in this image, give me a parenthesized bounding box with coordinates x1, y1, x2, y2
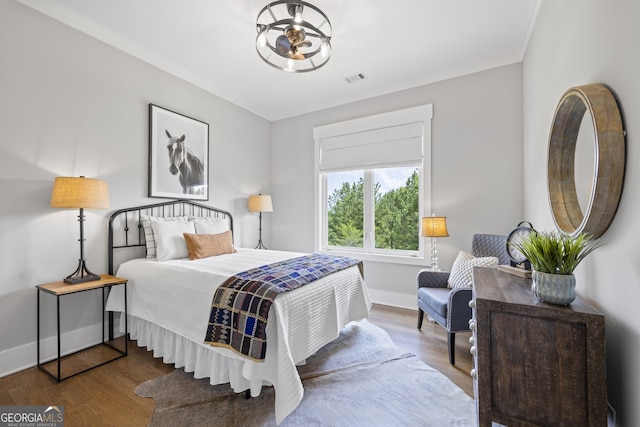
(531, 271, 576, 305)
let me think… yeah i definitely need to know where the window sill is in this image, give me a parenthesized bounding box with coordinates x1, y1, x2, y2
(318, 249, 428, 266)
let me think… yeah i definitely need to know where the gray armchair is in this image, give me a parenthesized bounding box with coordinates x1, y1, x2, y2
(417, 234, 510, 364)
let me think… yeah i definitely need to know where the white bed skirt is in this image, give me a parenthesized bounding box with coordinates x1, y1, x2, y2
(123, 313, 268, 396)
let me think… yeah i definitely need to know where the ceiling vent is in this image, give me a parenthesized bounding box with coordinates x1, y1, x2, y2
(345, 73, 366, 83)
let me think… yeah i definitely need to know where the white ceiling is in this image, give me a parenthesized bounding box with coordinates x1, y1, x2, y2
(18, 0, 541, 121)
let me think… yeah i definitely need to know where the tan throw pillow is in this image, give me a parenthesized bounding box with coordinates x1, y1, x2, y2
(447, 250, 498, 289)
(183, 231, 237, 260)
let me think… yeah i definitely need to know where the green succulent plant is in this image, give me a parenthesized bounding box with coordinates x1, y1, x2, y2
(510, 230, 601, 275)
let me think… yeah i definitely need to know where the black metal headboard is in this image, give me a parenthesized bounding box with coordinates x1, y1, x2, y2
(108, 199, 233, 274)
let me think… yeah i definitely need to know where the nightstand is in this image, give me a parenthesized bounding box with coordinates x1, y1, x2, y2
(36, 274, 128, 382)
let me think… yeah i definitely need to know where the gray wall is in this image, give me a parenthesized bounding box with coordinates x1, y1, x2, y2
(0, 1, 271, 371)
(270, 63, 524, 304)
(523, 0, 640, 424)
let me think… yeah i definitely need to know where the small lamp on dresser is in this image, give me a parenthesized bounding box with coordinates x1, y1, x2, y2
(421, 215, 449, 271)
(50, 176, 110, 284)
(248, 194, 273, 249)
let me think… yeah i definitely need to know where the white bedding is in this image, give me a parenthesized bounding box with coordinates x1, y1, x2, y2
(105, 248, 371, 423)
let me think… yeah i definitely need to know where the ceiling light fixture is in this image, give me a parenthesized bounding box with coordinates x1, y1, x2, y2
(256, 1, 332, 73)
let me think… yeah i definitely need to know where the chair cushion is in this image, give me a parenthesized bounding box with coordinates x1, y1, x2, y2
(447, 250, 498, 288)
(418, 287, 450, 318)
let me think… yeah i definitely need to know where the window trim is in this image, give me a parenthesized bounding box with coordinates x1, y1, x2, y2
(313, 104, 433, 264)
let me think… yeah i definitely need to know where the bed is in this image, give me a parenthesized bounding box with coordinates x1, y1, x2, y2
(104, 199, 371, 423)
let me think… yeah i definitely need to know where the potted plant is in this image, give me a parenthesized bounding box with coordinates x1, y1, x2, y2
(510, 230, 600, 305)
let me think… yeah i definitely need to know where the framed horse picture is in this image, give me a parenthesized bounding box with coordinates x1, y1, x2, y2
(149, 104, 209, 200)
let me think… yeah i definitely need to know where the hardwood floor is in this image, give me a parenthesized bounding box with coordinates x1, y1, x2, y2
(0, 338, 173, 427)
(0, 304, 473, 426)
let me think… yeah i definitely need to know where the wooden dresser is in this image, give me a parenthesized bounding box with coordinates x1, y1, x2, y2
(470, 267, 607, 427)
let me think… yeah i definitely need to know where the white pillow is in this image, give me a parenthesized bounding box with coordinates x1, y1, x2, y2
(140, 215, 189, 258)
(150, 220, 196, 261)
(448, 250, 498, 289)
(190, 216, 230, 235)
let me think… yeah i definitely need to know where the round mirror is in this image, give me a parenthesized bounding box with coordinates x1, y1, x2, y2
(574, 110, 596, 212)
(547, 83, 625, 239)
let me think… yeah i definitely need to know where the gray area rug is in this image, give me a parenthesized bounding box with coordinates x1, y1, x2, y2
(135, 320, 476, 426)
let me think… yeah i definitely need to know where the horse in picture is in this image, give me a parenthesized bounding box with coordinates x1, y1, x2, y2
(165, 130, 205, 195)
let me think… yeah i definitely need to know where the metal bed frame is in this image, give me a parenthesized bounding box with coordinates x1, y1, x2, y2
(108, 199, 233, 275)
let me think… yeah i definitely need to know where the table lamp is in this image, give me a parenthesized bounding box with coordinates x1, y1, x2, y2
(421, 215, 449, 271)
(248, 194, 273, 249)
(51, 176, 110, 284)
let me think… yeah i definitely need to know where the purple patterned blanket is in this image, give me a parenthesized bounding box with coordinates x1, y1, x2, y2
(204, 253, 363, 361)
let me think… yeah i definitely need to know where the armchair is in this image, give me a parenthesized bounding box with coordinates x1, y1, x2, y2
(417, 234, 510, 364)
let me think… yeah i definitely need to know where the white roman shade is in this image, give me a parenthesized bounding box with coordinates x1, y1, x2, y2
(314, 104, 432, 172)
(318, 121, 423, 171)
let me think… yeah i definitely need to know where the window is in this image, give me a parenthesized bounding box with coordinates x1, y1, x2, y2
(325, 167, 420, 253)
(373, 166, 420, 251)
(314, 105, 433, 263)
(327, 170, 364, 248)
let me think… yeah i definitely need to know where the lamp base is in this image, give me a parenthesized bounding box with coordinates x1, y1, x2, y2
(64, 274, 100, 284)
(255, 211, 268, 249)
(64, 260, 100, 284)
(430, 237, 440, 271)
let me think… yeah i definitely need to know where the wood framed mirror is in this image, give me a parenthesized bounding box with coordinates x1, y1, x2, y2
(547, 83, 625, 239)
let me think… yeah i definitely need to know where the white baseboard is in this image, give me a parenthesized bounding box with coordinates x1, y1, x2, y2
(367, 289, 416, 311)
(0, 322, 107, 378)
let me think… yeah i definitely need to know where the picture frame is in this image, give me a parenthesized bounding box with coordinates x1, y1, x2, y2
(149, 104, 209, 200)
